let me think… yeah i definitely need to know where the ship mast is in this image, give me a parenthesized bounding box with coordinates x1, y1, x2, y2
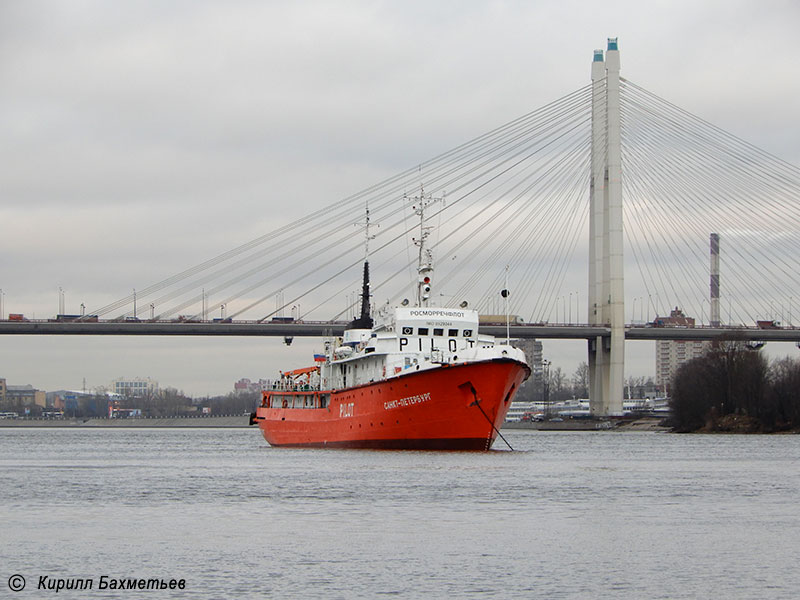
(409, 186, 444, 307)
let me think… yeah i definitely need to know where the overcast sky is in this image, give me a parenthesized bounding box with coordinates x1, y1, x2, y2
(2, 0, 800, 396)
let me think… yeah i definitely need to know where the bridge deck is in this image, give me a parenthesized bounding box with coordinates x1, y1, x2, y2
(2, 320, 799, 341)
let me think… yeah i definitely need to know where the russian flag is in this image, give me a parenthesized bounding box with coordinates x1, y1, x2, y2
(313, 353, 326, 362)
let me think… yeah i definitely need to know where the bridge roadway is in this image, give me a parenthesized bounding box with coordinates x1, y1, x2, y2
(2, 319, 800, 342)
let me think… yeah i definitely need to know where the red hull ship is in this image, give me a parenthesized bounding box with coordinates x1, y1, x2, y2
(255, 356, 528, 450)
(252, 201, 530, 450)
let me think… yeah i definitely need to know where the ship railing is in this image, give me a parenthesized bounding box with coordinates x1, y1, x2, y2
(269, 382, 321, 392)
(261, 390, 329, 409)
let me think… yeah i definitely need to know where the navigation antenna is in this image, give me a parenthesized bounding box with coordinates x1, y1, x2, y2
(407, 186, 445, 307)
(360, 203, 377, 261)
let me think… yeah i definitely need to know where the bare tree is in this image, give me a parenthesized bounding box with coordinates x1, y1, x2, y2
(550, 367, 569, 400)
(572, 362, 589, 398)
(670, 341, 769, 432)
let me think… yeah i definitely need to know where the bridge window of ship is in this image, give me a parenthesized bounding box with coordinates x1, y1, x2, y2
(433, 328, 443, 336)
(418, 327, 429, 335)
(448, 329, 459, 337)
(463, 329, 473, 337)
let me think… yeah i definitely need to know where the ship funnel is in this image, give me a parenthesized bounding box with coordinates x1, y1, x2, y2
(348, 260, 373, 329)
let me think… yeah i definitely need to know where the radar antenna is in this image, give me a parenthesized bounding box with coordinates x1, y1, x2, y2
(407, 186, 445, 307)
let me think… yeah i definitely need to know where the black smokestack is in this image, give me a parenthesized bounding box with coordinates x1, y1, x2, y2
(349, 260, 373, 329)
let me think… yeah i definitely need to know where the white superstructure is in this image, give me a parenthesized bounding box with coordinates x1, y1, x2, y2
(312, 307, 527, 391)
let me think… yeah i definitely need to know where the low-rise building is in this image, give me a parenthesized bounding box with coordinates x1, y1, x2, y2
(234, 378, 271, 394)
(111, 377, 158, 398)
(5, 384, 46, 408)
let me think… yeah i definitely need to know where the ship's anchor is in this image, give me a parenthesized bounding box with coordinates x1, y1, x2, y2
(467, 383, 513, 451)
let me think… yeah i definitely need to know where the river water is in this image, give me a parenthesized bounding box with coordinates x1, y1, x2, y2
(2, 428, 799, 599)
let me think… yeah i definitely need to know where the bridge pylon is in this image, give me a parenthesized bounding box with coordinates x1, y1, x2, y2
(588, 38, 624, 417)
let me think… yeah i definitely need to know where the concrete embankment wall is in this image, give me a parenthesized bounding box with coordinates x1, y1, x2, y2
(503, 417, 669, 432)
(0, 415, 250, 428)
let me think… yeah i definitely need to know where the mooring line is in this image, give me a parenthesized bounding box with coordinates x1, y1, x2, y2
(469, 384, 513, 451)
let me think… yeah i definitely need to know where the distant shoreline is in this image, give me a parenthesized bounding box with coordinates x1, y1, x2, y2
(1, 415, 671, 431)
(0, 415, 251, 428)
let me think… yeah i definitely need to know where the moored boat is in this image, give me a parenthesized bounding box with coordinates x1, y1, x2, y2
(252, 200, 530, 450)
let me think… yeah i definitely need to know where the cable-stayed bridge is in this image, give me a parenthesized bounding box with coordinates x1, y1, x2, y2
(4, 319, 800, 344)
(4, 39, 800, 413)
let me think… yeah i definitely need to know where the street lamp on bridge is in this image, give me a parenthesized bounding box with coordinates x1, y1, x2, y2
(542, 359, 551, 417)
(569, 292, 573, 324)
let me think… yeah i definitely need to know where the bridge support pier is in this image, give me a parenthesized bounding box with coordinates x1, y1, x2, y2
(588, 38, 624, 417)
